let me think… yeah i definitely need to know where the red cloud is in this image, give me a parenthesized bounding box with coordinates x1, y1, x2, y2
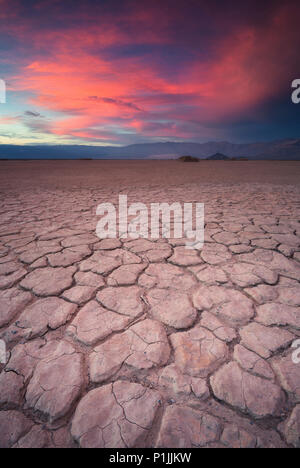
(3, 1, 300, 143)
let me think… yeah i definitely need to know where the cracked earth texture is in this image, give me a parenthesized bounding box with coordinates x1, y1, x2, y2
(0, 160, 299, 448)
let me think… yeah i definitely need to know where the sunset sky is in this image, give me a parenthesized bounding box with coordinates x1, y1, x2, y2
(0, 0, 300, 147)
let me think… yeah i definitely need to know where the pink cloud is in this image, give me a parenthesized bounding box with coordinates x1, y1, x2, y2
(2, 1, 300, 142)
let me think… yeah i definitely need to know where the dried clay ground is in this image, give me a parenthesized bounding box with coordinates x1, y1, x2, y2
(0, 160, 299, 448)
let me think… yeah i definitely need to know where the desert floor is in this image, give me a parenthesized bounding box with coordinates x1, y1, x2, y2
(0, 160, 299, 448)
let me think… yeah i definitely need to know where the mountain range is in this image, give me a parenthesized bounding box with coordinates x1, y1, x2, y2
(0, 138, 300, 160)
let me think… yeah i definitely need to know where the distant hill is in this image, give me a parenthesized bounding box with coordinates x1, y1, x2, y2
(178, 155, 199, 162)
(206, 153, 230, 160)
(0, 138, 300, 160)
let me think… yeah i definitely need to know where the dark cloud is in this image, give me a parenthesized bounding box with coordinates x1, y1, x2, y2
(88, 96, 142, 111)
(24, 110, 42, 117)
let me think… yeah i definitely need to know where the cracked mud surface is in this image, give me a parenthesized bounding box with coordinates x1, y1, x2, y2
(0, 161, 299, 448)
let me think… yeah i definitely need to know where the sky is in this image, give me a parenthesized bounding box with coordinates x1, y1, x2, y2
(0, 0, 300, 147)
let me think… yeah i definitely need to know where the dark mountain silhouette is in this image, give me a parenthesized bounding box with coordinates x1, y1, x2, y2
(0, 138, 300, 160)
